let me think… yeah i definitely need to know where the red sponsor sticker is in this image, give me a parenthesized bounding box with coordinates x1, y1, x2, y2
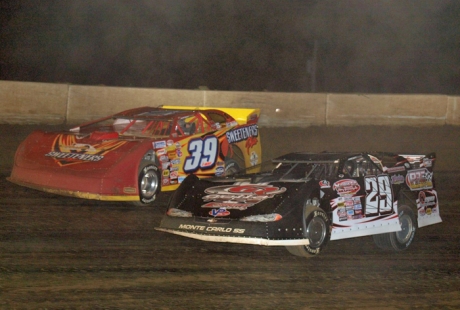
(333, 179, 360, 197)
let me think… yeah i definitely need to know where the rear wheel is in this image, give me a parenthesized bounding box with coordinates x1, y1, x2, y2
(224, 159, 240, 176)
(373, 205, 416, 251)
(286, 205, 330, 258)
(133, 164, 160, 206)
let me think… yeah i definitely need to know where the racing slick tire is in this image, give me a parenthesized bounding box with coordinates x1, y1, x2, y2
(133, 164, 161, 206)
(373, 205, 416, 251)
(286, 205, 331, 258)
(224, 159, 240, 176)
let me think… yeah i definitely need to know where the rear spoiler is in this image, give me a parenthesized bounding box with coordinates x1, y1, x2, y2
(396, 152, 436, 169)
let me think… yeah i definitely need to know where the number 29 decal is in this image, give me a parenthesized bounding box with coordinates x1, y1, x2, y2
(365, 175, 393, 215)
(183, 136, 219, 173)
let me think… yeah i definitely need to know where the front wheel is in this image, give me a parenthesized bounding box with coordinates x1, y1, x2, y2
(373, 205, 416, 251)
(134, 164, 161, 206)
(286, 205, 331, 258)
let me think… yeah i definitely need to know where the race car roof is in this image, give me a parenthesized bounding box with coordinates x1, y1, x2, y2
(114, 107, 198, 120)
(272, 152, 364, 164)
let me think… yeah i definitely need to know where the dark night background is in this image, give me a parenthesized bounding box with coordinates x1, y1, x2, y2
(1, 0, 459, 94)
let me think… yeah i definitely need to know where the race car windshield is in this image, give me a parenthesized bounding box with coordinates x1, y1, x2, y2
(225, 159, 338, 183)
(261, 162, 337, 182)
(113, 118, 172, 137)
(276, 163, 317, 181)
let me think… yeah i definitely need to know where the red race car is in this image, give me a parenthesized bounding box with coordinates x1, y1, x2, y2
(8, 106, 262, 205)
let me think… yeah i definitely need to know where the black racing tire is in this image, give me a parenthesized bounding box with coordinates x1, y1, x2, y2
(373, 205, 416, 251)
(285, 205, 331, 258)
(133, 164, 161, 206)
(224, 159, 241, 176)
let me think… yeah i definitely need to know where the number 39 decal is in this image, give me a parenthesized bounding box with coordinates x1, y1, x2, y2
(183, 136, 219, 173)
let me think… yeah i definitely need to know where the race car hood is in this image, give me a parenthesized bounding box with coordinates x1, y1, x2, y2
(13, 130, 147, 174)
(167, 174, 313, 220)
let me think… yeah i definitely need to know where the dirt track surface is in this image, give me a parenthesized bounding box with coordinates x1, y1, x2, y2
(1, 125, 459, 309)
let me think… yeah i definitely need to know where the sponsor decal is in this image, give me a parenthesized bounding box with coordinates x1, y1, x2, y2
(406, 168, 433, 191)
(250, 151, 259, 166)
(178, 176, 186, 183)
(422, 158, 433, 168)
(159, 155, 169, 162)
(319, 180, 331, 188)
(226, 121, 238, 127)
(178, 224, 245, 234)
(161, 162, 170, 170)
(332, 195, 365, 222)
(245, 136, 259, 154)
(347, 209, 354, 220)
(45, 151, 104, 162)
(47, 134, 126, 166)
(162, 178, 170, 186)
(154, 141, 167, 149)
(171, 159, 181, 165)
(168, 150, 177, 160)
(417, 190, 438, 216)
(390, 174, 405, 185)
(333, 179, 360, 197)
(156, 148, 166, 156)
(386, 166, 406, 173)
(170, 171, 179, 179)
(215, 166, 225, 177)
(201, 161, 213, 168)
(337, 208, 347, 221)
(123, 187, 137, 194)
(162, 170, 170, 177)
(167, 140, 174, 146)
(209, 208, 231, 217)
(226, 124, 258, 144)
(202, 202, 253, 210)
(201, 183, 286, 209)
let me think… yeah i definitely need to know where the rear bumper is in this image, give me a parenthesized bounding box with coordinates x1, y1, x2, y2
(156, 215, 309, 246)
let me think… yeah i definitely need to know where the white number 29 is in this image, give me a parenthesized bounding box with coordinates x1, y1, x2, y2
(365, 175, 393, 215)
(183, 136, 218, 173)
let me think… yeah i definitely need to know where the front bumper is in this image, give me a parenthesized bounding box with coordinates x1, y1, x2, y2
(8, 164, 138, 201)
(156, 215, 309, 246)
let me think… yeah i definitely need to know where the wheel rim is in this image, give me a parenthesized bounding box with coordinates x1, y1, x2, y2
(306, 216, 327, 248)
(140, 170, 159, 199)
(396, 213, 414, 244)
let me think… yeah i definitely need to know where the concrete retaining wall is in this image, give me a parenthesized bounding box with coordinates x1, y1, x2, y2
(1, 80, 459, 126)
(0, 81, 68, 124)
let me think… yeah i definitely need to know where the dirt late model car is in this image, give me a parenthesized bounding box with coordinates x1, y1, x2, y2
(8, 106, 261, 205)
(157, 151, 442, 257)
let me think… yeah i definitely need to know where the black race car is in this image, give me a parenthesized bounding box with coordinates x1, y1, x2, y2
(157, 152, 442, 257)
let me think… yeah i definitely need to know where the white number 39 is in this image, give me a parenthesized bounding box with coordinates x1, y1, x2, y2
(183, 136, 219, 173)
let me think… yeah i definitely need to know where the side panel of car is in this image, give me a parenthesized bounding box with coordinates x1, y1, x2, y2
(386, 153, 441, 227)
(325, 153, 441, 240)
(154, 125, 262, 192)
(323, 174, 401, 241)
